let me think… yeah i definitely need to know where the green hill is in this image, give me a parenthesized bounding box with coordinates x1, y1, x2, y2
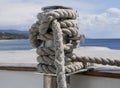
(0, 32, 28, 39)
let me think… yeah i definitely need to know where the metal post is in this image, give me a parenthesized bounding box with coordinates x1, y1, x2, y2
(44, 75, 57, 88)
(44, 75, 70, 88)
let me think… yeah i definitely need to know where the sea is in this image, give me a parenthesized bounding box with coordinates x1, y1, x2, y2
(0, 39, 120, 51)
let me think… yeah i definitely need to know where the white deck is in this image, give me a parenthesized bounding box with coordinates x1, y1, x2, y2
(0, 47, 120, 88)
(71, 75, 120, 88)
(0, 70, 120, 88)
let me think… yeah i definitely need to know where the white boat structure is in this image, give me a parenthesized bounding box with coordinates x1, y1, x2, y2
(0, 61, 120, 88)
(0, 47, 120, 88)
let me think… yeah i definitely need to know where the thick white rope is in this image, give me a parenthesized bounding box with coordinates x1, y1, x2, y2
(29, 6, 120, 88)
(52, 20, 67, 88)
(29, 6, 80, 88)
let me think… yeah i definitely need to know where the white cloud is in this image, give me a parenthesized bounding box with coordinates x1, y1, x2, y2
(0, 2, 43, 26)
(79, 8, 120, 38)
(0, 0, 99, 30)
(0, 0, 96, 28)
(0, 0, 120, 38)
(107, 8, 120, 15)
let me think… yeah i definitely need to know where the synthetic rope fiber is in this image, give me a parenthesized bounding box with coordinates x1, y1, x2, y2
(29, 6, 120, 88)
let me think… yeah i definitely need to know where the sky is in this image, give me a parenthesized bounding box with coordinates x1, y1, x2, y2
(0, 0, 120, 38)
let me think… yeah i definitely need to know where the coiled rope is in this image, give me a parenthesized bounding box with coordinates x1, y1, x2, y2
(29, 6, 120, 88)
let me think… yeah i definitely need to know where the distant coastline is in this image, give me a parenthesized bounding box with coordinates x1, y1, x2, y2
(0, 30, 29, 40)
(0, 39, 120, 51)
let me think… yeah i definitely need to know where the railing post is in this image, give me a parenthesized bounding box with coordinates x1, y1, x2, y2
(44, 75, 70, 88)
(44, 75, 57, 88)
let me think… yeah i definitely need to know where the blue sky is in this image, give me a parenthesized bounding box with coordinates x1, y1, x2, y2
(0, 0, 120, 38)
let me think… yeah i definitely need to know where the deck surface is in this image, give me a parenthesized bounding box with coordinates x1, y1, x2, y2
(0, 47, 120, 78)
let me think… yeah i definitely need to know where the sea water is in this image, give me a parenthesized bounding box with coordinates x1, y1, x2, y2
(0, 39, 120, 50)
(0, 39, 32, 51)
(80, 39, 120, 50)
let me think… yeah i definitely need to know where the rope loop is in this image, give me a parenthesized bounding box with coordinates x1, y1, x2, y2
(29, 5, 120, 88)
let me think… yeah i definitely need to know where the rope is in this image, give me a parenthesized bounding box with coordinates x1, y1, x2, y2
(37, 62, 84, 74)
(29, 6, 120, 88)
(52, 19, 67, 88)
(29, 6, 80, 88)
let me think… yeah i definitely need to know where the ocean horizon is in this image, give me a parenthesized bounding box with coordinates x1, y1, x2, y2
(81, 38, 120, 50)
(0, 39, 120, 51)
